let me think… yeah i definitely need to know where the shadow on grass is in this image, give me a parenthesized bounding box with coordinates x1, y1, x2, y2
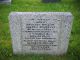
(74, 0, 80, 11)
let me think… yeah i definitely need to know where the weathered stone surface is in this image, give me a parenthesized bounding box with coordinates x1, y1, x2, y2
(9, 12, 73, 55)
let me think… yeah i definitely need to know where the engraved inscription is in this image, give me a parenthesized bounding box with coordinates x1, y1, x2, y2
(21, 14, 61, 51)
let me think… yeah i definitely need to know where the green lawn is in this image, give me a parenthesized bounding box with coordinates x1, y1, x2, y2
(0, 0, 80, 60)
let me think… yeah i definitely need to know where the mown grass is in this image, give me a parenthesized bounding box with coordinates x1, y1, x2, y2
(0, 0, 80, 60)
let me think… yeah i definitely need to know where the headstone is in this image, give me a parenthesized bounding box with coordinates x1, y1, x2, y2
(9, 12, 73, 55)
(0, 0, 11, 4)
(42, 0, 61, 3)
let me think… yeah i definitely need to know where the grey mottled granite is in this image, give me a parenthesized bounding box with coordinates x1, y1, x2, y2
(9, 12, 73, 55)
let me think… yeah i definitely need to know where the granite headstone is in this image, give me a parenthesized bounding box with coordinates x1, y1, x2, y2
(9, 12, 73, 55)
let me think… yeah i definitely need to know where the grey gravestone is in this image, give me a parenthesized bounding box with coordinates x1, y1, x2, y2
(42, 0, 61, 3)
(0, 0, 11, 4)
(9, 12, 73, 55)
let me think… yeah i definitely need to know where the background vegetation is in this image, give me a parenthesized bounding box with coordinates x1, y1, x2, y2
(0, 0, 80, 60)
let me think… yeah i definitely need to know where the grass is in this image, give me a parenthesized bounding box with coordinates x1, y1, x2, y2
(0, 0, 80, 60)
